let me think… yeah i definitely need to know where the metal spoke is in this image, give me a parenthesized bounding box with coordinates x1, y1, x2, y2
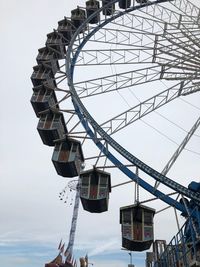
(99, 81, 200, 135)
(74, 65, 161, 98)
(154, 115, 200, 189)
(76, 47, 155, 66)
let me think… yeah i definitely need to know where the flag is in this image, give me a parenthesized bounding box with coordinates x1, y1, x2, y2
(66, 252, 72, 263)
(71, 256, 75, 266)
(64, 248, 69, 257)
(60, 243, 65, 253)
(58, 239, 62, 250)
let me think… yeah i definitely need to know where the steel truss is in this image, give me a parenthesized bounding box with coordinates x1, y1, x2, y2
(66, 0, 200, 215)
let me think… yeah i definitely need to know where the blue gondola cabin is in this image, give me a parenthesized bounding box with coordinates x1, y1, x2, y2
(31, 81, 59, 117)
(86, 0, 100, 24)
(80, 168, 111, 213)
(52, 138, 84, 177)
(120, 204, 155, 251)
(37, 111, 67, 146)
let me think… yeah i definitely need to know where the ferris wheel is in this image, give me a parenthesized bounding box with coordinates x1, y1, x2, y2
(31, 0, 200, 266)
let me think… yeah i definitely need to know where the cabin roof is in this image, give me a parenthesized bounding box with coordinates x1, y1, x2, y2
(120, 204, 156, 213)
(80, 167, 111, 191)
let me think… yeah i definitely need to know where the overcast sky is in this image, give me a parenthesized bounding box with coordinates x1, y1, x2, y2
(1, 1, 200, 267)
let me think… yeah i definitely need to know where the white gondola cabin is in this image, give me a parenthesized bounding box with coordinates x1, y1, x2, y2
(37, 111, 67, 146)
(31, 81, 58, 117)
(102, 0, 115, 16)
(120, 204, 155, 251)
(37, 47, 59, 75)
(86, 0, 100, 24)
(71, 8, 86, 30)
(119, 0, 131, 9)
(46, 31, 66, 60)
(52, 138, 84, 177)
(57, 18, 76, 44)
(80, 168, 111, 213)
(31, 64, 54, 87)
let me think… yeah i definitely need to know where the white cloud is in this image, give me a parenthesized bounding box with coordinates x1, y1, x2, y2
(88, 239, 119, 257)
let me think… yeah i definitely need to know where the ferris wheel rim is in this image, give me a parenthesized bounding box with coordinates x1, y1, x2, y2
(65, 0, 200, 211)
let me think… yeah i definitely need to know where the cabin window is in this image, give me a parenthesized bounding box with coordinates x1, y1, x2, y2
(122, 225, 132, 239)
(144, 211, 153, 225)
(98, 188, 106, 198)
(143, 226, 153, 241)
(123, 210, 132, 224)
(99, 175, 108, 187)
(82, 176, 90, 186)
(38, 115, 46, 126)
(52, 144, 60, 161)
(53, 114, 60, 122)
(71, 143, 78, 153)
(81, 187, 89, 198)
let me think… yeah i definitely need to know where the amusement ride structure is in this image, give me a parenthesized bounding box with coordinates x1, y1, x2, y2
(31, 0, 200, 266)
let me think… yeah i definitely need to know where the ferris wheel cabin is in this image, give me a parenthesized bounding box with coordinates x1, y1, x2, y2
(31, 64, 55, 87)
(71, 8, 86, 30)
(118, 0, 131, 9)
(120, 204, 155, 251)
(102, 0, 115, 15)
(52, 138, 84, 177)
(36, 47, 59, 75)
(31, 82, 58, 117)
(57, 18, 76, 44)
(37, 111, 67, 146)
(46, 31, 66, 60)
(80, 168, 111, 213)
(86, 1, 100, 24)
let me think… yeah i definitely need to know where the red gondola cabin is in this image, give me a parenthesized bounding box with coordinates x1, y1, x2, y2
(80, 168, 111, 213)
(52, 138, 84, 177)
(120, 204, 155, 251)
(37, 111, 67, 146)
